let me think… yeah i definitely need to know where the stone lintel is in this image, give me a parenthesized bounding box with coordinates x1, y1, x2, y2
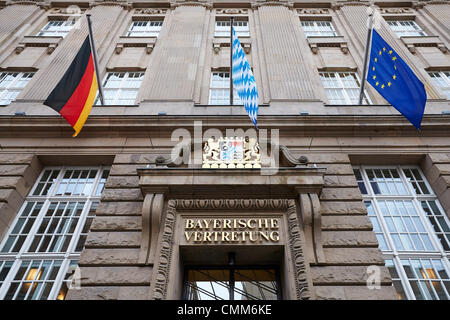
(138, 167, 325, 197)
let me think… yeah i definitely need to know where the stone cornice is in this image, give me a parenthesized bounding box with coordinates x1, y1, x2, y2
(251, 0, 294, 9)
(170, 0, 212, 9)
(5, 0, 49, 8)
(0, 115, 449, 137)
(89, 0, 131, 9)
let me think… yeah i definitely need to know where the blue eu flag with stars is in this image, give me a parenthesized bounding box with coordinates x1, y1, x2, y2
(367, 29, 427, 129)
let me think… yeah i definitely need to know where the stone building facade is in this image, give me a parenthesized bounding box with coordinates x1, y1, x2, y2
(0, 0, 449, 300)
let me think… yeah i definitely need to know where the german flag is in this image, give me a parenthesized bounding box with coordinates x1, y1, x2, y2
(44, 36, 98, 137)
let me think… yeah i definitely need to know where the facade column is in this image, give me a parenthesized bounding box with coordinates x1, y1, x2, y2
(137, 4, 209, 102)
(254, 3, 320, 101)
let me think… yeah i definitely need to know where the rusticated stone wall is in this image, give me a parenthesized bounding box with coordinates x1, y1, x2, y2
(301, 153, 396, 299)
(0, 154, 41, 241)
(66, 153, 150, 300)
(422, 153, 450, 217)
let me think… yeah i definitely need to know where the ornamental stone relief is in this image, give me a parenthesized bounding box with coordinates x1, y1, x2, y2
(150, 199, 312, 300)
(133, 8, 168, 15)
(202, 137, 261, 169)
(379, 7, 416, 14)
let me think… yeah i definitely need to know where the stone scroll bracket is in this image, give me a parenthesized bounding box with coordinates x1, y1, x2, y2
(138, 189, 167, 266)
(297, 190, 326, 265)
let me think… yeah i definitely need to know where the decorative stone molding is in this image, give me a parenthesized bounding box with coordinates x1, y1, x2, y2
(307, 36, 349, 54)
(139, 192, 166, 265)
(90, 0, 131, 9)
(216, 8, 249, 15)
(47, 7, 87, 15)
(279, 145, 308, 167)
(400, 36, 448, 54)
(212, 40, 251, 54)
(251, 0, 294, 9)
(133, 8, 168, 15)
(297, 8, 330, 15)
(170, 0, 213, 10)
(379, 7, 416, 14)
(152, 199, 176, 300)
(115, 36, 156, 55)
(412, 1, 426, 10)
(330, 1, 368, 10)
(286, 199, 312, 299)
(15, 36, 62, 55)
(298, 192, 325, 264)
(176, 198, 290, 210)
(150, 198, 313, 300)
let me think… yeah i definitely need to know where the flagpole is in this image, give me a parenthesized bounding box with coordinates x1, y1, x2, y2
(358, 12, 373, 105)
(86, 14, 105, 106)
(230, 16, 234, 106)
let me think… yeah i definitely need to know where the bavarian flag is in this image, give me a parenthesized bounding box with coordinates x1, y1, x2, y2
(367, 29, 427, 129)
(44, 36, 98, 137)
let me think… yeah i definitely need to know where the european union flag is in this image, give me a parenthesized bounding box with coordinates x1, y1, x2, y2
(367, 29, 427, 129)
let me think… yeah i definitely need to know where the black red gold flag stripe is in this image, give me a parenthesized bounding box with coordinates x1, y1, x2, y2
(44, 36, 98, 137)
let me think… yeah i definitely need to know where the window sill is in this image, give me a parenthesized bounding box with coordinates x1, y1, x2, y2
(213, 37, 251, 54)
(16, 36, 63, 54)
(307, 36, 348, 54)
(115, 36, 157, 54)
(400, 36, 447, 53)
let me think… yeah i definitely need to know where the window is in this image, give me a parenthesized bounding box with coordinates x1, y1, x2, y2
(0, 72, 34, 105)
(319, 72, 370, 105)
(37, 20, 76, 38)
(354, 166, 450, 300)
(301, 21, 337, 37)
(126, 20, 163, 37)
(98, 72, 144, 106)
(387, 20, 426, 37)
(209, 72, 241, 105)
(0, 167, 109, 300)
(215, 20, 249, 37)
(428, 71, 450, 99)
(184, 267, 281, 300)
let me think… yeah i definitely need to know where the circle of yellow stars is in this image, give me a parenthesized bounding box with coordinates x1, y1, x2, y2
(371, 47, 398, 90)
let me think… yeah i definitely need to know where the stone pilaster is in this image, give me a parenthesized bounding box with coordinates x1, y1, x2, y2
(256, 4, 319, 101)
(137, 5, 207, 102)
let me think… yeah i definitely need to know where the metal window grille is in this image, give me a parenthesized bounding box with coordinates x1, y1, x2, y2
(215, 20, 249, 37)
(301, 20, 337, 37)
(0, 72, 34, 105)
(126, 20, 163, 37)
(184, 267, 281, 300)
(319, 72, 371, 105)
(97, 72, 144, 106)
(387, 20, 427, 37)
(209, 72, 241, 105)
(0, 166, 110, 300)
(354, 165, 450, 300)
(428, 71, 450, 99)
(37, 20, 76, 38)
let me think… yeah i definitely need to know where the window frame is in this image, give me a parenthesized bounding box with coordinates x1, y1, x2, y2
(387, 20, 427, 37)
(300, 20, 338, 38)
(0, 72, 35, 106)
(125, 19, 164, 37)
(182, 265, 282, 300)
(0, 166, 109, 300)
(319, 71, 371, 105)
(354, 165, 450, 300)
(428, 71, 450, 99)
(214, 19, 250, 38)
(96, 71, 145, 106)
(36, 19, 76, 38)
(208, 71, 242, 105)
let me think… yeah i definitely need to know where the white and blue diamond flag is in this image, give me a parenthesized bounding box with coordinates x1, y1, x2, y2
(232, 27, 259, 127)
